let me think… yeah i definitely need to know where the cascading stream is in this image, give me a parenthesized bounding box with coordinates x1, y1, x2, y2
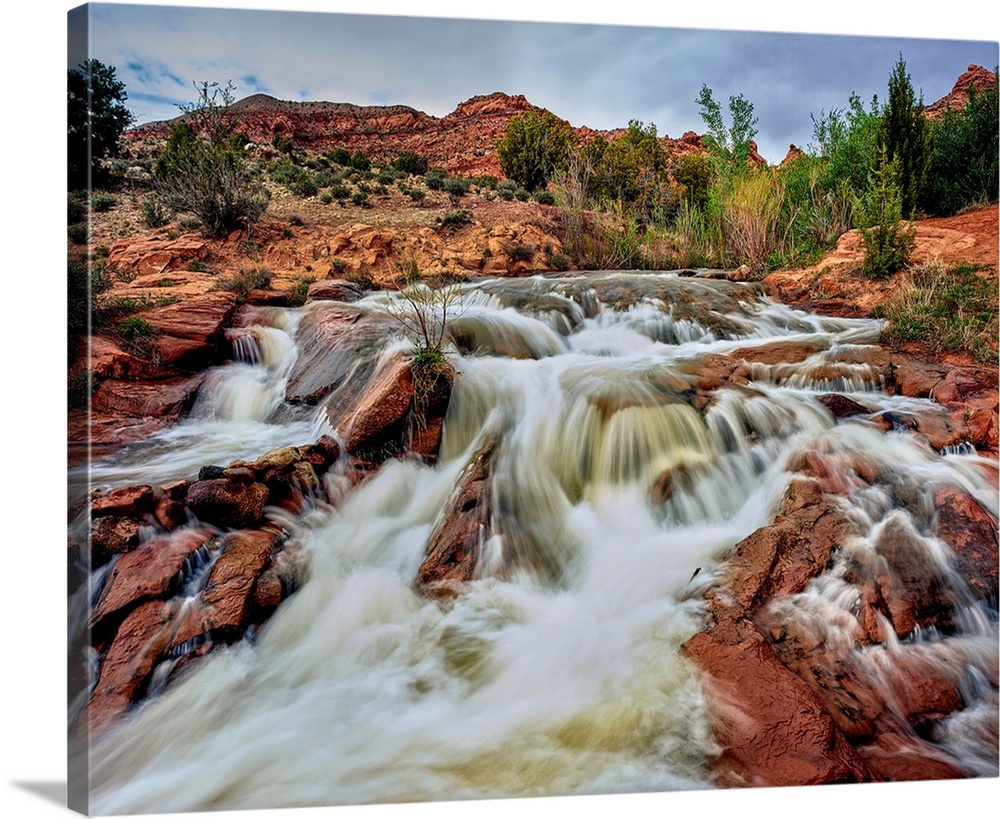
(82, 272, 998, 813)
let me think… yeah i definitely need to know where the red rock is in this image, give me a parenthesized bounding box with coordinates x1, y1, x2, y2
(88, 335, 174, 381)
(729, 339, 828, 366)
(89, 599, 174, 733)
(934, 487, 999, 603)
(723, 478, 851, 611)
(857, 733, 966, 781)
(681, 592, 873, 787)
(818, 393, 874, 420)
(417, 434, 497, 592)
(186, 479, 270, 529)
(933, 366, 997, 404)
(106, 236, 208, 280)
(90, 517, 143, 566)
(89, 527, 218, 634)
(891, 355, 949, 398)
(133, 291, 239, 344)
(925, 65, 998, 119)
(91, 485, 155, 519)
(305, 279, 366, 303)
(90, 375, 203, 419)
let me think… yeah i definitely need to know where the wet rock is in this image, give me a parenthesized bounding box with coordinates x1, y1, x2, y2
(132, 291, 240, 346)
(934, 487, 999, 604)
(857, 733, 967, 781)
(90, 375, 204, 419)
(89, 527, 218, 637)
(891, 355, 949, 398)
(186, 479, 270, 529)
(682, 591, 874, 787)
(91, 485, 155, 519)
(285, 306, 399, 405)
(417, 435, 498, 595)
(818, 393, 875, 420)
(90, 517, 143, 566)
(305, 279, 367, 303)
(89, 599, 174, 733)
(723, 478, 852, 612)
(730, 338, 828, 366)
(932, 366, 997, 404)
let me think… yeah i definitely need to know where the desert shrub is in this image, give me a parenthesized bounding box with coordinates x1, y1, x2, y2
(351, 191, 371, 208)
(471, 175, 499, 190)
(875, 261, 998, 362)
(312, 169, 337, 188)
(327, 148, 351, 166)
(443, 176, 469, 205)
(68, 224, 89, 244)
(349, 150, 371, 171)
(438, 209, 472, 227)
(424, 169, 447, 190)
(393, 151, 429, 176)
(118, 316, 157, 341)
(141, 197, 172, 228)
(269, 158, 302, 184)
(214, 266, 273, 298)
(68, 197, 86, 224)
(329, 183, 351, 200)
(534, 190, 556, 205)
(287, 276, 316, 307)
(496, 179, 519, 201)
(67, 257, 110, 335)
(154, 81, 270, 236)
(672, 153, 712, 210)
(853, 147, 915, 279)
(91, 192, 117, 212)
(291, 175, 319, 198)
(406, 187, 426, 204)
(544, 251, 571, 271)
(320, 192, 334, 205)
(377, 170, 396, 186)
(508, 244, 536, 262)
(287, 213, 305, 226)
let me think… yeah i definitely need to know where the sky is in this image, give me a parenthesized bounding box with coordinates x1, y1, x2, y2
(70, 1, 999, 164)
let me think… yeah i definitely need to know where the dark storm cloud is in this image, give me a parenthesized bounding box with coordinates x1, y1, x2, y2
(85, 2, 997, 163)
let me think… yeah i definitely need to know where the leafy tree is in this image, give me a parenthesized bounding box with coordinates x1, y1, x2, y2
(696, 84, 759, 171)
(853, 145, 915, 279)
(882, 54, 932, 216)
(67, 59, 134, 190)
(591, 120, 671, 222)
(809, 92, 883, 197)
(672, 153, 712, 209)
(927, 68, 999, 215)
(497, 109, 576, 192)
(154, 81, 269, 236)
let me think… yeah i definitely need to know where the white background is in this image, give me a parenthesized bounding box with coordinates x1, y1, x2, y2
(2, 1, 997, 818)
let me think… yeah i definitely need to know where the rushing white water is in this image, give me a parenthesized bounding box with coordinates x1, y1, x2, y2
(80, 272, 998, 813)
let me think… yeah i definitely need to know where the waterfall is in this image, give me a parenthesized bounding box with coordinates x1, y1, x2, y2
(80, 272, 998, 813)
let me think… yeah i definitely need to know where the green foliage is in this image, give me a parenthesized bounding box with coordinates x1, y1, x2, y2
(443, 176, 469, 205)
(438, 209, 472, 227)
(154, 81, 270, 236)
(118, 316, 158, 341)
(213, 266, 273, 298)
(67, 59, 135, 190)
(287, 276, 316, 307)
(696, 85, 759, 171)
(497, 109, 576, 192)
(291, 175, 319, 198)
(141, 197, 173, 228)
(927, 70, 999, 215)
(809, 93, 883, 197)
(67, 257, 111, 336)
(393, 151, 429, 176)
(90, 192, 117, 212)
(68, 197, 86, 224)
(68, 224, 89, 245)
(327, 148, 352, 166)
(882, 54, 931, 216)
(268, 158, 302, 184)
(351, 191, 372, 208)
(875, 261, 998, 362)
(590, 121, 671, 223)
(853, 146, 915, 279)
(534, 190, 556, 205)
(672, 153, 712, 209)
(424, 168, 448, 190)
(349, 150, 371, 171)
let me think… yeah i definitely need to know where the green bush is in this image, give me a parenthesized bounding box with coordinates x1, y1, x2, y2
(853, 147, 915, 279)
(67, 257, 110, 335)
(928, 69, 998, 215)
(533, 190, 556, 205)
(425, 169, 447, 190)
(269, 158, 302, 184)
(329, 183, 351, 200)
(119, 316, 158, 341)
(497, 109, 576, 192)
(351, 191, 371, 208)
(68, 198, 86, 224)
(438, 209, 472, 227)
(349, 150, 371, 171)
(327, 148, 351, 166)
(141, 197, 172, 228)
(393, 151, 429, 176)
(91, 192, 117, 212)
(213, 266, 273, 298)
(68, 224, 89, 244)
(154, 81, 270, 236)
(291, 175, 319, 198)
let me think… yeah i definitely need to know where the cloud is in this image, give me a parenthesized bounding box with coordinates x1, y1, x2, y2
(83, 3, 998, 163)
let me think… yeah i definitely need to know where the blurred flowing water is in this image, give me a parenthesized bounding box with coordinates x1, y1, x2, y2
(77, 273, 998, 813)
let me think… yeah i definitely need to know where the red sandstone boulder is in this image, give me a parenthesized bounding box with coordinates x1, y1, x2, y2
(934, 487, 999, 604)
(90, 375, 204, 420)
(91, 485, 155, 519)
(133, 291, 239, 345)
(89, 517, 144, 566)
(185, 479, 270, 529)
(417, 434, 498, 595)
(682, 591, 874, 787)
(305, 279, 367, 303)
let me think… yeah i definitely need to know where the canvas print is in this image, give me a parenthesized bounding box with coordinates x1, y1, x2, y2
(66, 2, 999, 815)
